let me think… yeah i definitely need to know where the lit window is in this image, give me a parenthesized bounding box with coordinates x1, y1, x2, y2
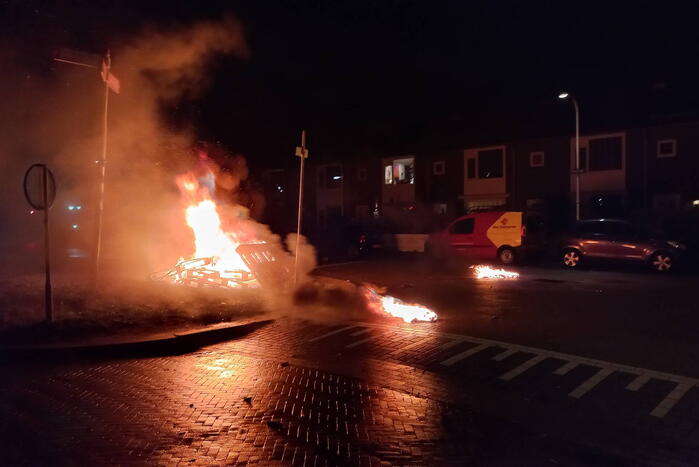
(529, 152, 545, 168)
(384, 158, 415, 184)
(657, 139, 676, 158)
(433, 161, 445, 175)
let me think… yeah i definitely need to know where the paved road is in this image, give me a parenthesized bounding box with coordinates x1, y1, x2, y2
(0, 320, 624, 467)
(1, 258, 697, 465)
(315, 257, 699, 378)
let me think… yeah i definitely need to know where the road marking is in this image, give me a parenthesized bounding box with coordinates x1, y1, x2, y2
(440, 344, 489, 367)
(389, 337, 434, 356)
(349, 328, 371, 337)
(337, 320, 699, 417)
(492, 348, 517, 361)
(651, 383, 693, 418)
(626, 375, 650, 391)
(569, 368, 613, 398)
(309, 325, 357, 343)
(500, 355, 546, 381)
(346, 337, 374, 349)
(438, 336, 469, 351)
(554, 361, 579, 375)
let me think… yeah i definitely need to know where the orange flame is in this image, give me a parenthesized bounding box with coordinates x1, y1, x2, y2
(364, 287, 437, 323)
(170, 170, 261, 285)
(471, 264, 519, 279)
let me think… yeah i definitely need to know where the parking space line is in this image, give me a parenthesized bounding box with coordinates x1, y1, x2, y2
(500, 355, 546, 381)
(347, 320, 699, 417)
(492, 348, 517, 361)
(309, 325, 357, 342)
(390, 337, 434, 356)
(554, 361, 579, 376)
(626, 375, 650, 391)
(438, 337, 470, 351)
(349, 328, 371, 337)
(346, 337, 374, 349)
(569, 368, 613, 398)
(440, 344, 489, 367)
(650, 383, 693, 418)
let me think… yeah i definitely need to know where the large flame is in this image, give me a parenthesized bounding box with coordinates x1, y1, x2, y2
(364, 287, 437, 323)
(471, 264, 519, 280)
(148, 169, 263, 288)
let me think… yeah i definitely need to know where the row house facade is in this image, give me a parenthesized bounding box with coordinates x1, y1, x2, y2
(260, 120, 699, 239)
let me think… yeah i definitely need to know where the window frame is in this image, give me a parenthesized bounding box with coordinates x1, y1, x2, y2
(657, 139, 677, 158)
(433, 160, 446, 175)
(529, 151, 545, 168)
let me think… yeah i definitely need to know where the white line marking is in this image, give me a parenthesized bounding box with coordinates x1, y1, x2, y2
(346, 337, 373, 349)
(554, 361, 579, 376)
(492, 348, 517, 361)
(389, 337, 434, 356)
(349, 328, 371, 337)
(439, 336, 469, 351)
(308, 325, 357, 343)
(651, 383, 692, 418)
(569, 368, 613, 398)
(440, 344, 489, 367)
(337, 320, 699, 417)
(626, 375, 650, 391)
(500, 355, 546, 381)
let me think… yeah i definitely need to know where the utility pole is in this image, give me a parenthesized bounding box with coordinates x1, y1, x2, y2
(53, 48, 119, 288)
(294, 130, 309, 285)
(93, 50, 111, 288)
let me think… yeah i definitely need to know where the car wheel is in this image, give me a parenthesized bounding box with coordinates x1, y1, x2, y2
(562, 249, 582, 269)
(650, 251, 673, 272)
(498, 247, 516, 265)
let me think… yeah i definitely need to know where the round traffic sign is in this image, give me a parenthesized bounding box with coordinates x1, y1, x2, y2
(24, 164, 56, 210)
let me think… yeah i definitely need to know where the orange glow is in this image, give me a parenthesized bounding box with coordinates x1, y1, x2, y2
(364, 287, 437, 323)
(471, 264, 519, 280)
(156, 169, 264, 288)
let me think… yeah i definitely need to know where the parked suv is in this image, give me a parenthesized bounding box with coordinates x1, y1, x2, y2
(560, 219, 687, 272)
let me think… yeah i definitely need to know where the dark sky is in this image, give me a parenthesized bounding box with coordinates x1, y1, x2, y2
(2, 0, 699, 167)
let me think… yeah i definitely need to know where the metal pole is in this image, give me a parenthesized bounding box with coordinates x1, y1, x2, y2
(42, 165, 53, 323)
(573, 98, 581, 221)
(294, 130, 306, 285)
(93, 50, 110, 288)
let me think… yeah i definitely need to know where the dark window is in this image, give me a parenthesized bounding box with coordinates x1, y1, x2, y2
(325, 165, 342, 188)
(450, 218, 474, 234)
(657, 140, 676, 158)
(357, 168, 367, 181)
(589, 136, 622, 171)
(478, 149, 503, 178)
(433, 161, 445, 175)
(467, 158, 476, 178)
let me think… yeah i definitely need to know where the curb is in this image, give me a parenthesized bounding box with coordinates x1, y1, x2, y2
(0, 318, 274, 361)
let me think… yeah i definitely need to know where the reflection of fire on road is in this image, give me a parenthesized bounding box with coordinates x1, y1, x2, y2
(363, 287, 438, 323)
(471, 264, 520, 280)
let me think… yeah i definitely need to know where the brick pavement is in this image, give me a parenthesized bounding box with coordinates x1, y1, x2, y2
(0, 318, 686, 466)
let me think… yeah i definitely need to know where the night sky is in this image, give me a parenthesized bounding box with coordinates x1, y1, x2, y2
(2, 1, 698, 167)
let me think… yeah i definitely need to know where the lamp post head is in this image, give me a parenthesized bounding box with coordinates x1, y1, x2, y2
(558, 92, 569, 99)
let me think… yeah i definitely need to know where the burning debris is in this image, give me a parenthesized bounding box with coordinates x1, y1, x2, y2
(151, 162, 295, 291)
(363, 287, 438, 323)
(471, 265, 520, 280)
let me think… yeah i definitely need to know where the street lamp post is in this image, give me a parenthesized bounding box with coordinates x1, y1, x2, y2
(558, 92, 581, 221)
